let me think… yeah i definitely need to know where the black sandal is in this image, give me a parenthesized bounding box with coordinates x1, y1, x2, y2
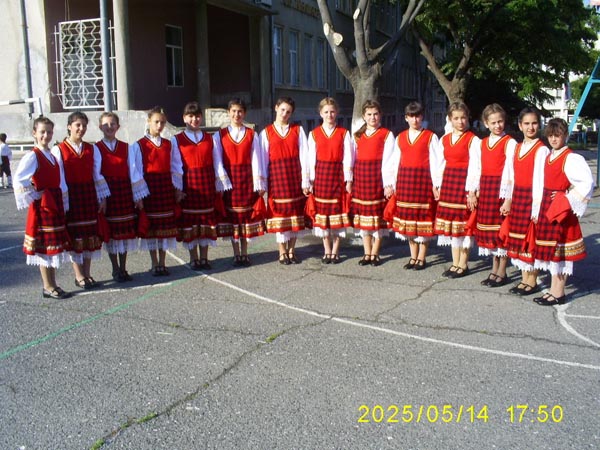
(370, 255, 381, 267)
(449, 266, 469, 278)
(488, 275, 509, 287)
(74, 278, 92, 289)
(442, 265, 458, 277)
(331, 254, 341, 264)
(481, 273, 497, 286)
(233, 255, 243, 267)
(403, 258, 417, 270)
(120, 270, 133, 281)
(240, 255, 251, 267)
(288, 253, 300, 264)
(42, 287, 72, 299)
(199, 258, 212, 270)
(191, 260, 204, 271)
(517, 283, 540, 296)
(534, 293, 567, 306)
(413, 259, 427, 271)
(279, 253, 290, 265)
(322, 254, 332, 264)
(358, 255, 371, 266)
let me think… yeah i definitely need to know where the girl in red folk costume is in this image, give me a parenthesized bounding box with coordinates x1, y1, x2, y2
(214, 98, 265, 267)
(383, 101, 438, 271)
(14, 117, 72, 299)
(307, 97, 354, 264)
(131, 107, 178, 276)
(352, 100, 394, 267)
(172, 102, 231, 271)
(505, 108, 549, 296)
(52, 111, 110, 290)
(531, 118, 594, 306)
(95, 112, 148, 282)
(260, 97, 310, 265)
(432, 102, 481, 278)
(475, 104, 517, 288)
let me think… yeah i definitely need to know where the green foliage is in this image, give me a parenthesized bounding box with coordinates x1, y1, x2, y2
(415, 0, 600, 103)
(571, 75, 600, 119)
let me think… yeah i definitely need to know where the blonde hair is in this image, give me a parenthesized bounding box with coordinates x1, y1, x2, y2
(318, 97, 338, 112)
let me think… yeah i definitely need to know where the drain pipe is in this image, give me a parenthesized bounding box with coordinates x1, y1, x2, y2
(19, 0, 34, 117)
(99, 0, 114, 111)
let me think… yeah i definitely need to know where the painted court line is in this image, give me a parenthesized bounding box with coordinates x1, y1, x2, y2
(557, 305, 600, 349)
(0, 245, 21, 253)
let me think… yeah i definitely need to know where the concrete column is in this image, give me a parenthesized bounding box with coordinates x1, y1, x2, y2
(113, 0, 134, 109)
(195, 0, 211, 111)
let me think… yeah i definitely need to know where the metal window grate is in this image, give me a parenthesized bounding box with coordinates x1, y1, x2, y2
(54, 19, 116, 109)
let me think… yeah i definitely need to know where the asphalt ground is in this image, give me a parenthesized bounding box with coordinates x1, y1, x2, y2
(1, 151, 599, 450)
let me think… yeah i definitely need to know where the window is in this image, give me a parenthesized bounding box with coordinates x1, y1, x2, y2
(304, 35, 313, 87)
(336, 68, 350, 92)
(166, 25, 183, 87)
(316, 39, 326, 89)
(289, 30, 300, 86)
(273, 26, 283, 84)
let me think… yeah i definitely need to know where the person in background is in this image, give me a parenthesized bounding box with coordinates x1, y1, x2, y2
(0, 133, 12, 188)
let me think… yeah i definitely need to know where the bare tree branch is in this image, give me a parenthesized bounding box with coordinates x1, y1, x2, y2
(316, 0, 354, 77)
(412, 27, 452, 99)
(353, 0, 370, 78)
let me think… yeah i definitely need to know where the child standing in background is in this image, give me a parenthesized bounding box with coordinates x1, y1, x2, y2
(172, 102, 231, 270)
(95, 112, 148, 282)
(531, 118, 594, 305)
(475, 104, 517, 287)
(505, 108, 549, 296)
(131, 107, 178, 276)
(52, 111, 110, 289)
(0, 133, 12, 188)
(432, 102, 480, 278)
(383, 101, 438, 270)
(352, 100, 394, 266)
(307, 97, 354, 264)
(261, 97, 310, 265)
(214, 98, 264, 267)
(14, 117, 72, 298)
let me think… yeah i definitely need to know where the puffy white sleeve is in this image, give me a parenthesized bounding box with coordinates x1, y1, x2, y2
(431, 136, 445, 188)
(465, 135, 482, 192)
(93, 145, 111, 200)
(252, 131, 267, 192)
(13, 151, 40, 210)
(298, 126, 311, 189)
(530, 145, 550, 220)
(129, 141, 150, 201)
(500, 138, 517, 199)
(212, 133, 232, 192)
(343, 130, 354, 182)
(564, 153, 595, 217)
(51, 145, 70, 211)
(307, 130, 317, 184)
(170, 136, 184, 191)
(382, 134, 400, 189)
(259, 129, 270, 184)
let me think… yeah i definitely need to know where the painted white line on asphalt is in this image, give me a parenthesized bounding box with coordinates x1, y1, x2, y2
(0, 230, 24, 235)
(74, 282, 173, 296)
(165, 251, 600, 371)
(564, 314, 600, 320)
(0, 245, 21, 253)
(557, 305, 600, 348)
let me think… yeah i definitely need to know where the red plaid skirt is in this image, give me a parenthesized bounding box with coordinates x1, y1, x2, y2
(223, 163, 258, 224)
(505, 185, 534, 262)
(268, 158, 305, 218)
(534, 188, 586, 262)
(474, 175, 504, 250)
(66, 181, 102, 252)
(350, 159, 386, 230)
(314, 160, 344, 216)
(105, 176, 137, 241)
(180, 166, 217, 226)
(434, 166, 469, 236)
(144, 173, 178, 239)
(24, 187, 71, 256)
(392, 166, 435, 237)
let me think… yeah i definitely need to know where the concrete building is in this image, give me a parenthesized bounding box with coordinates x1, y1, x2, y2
(1, 0, 446, 143)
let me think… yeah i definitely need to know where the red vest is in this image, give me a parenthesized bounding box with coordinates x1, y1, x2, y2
(312, 126, 347, 162)
(58, 140, 94, 183)
(176, 132, 214, 169)
(32, 149, 60, 189)
(265, 124, 300, 161)
(544, 149, 571, 191)
(397, 129, 434, 168)
(97, 140, 129, 179)
(514, 140, 544, 188)
(356, 128, 391, 161)
(220, 127, 254, 166)
(481, 135, 510, 177)
(441, 131, 475, 169)
(139, 136, 171, 174)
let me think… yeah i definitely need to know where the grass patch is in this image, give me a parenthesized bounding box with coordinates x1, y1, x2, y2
(137, 412, 158, 424)
(265, 331, 283, 343)
(90, 439, 105, 450)
(167, 322, 182, 328)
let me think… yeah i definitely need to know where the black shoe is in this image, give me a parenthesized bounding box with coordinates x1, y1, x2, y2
(448, 266, 469, 278)
(534, 293, 567, 306)
(370, 255, 381, 266)
(288, 253, 300, 264)
(403, 258, 417, 270)
(42, 287, 72, 299)
(358, 255, 370, 266)
(481, 273, 497, 286)
(240, 255, 252, 267)
(331, 255, 341, 264)
(442, 265, 458, 277)
(413, 259, 427, 271)
(279, 254, 291, 265)
(322, 255, 332, 264)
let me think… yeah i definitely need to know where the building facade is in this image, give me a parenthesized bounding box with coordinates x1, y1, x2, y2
(1, 0, 447, 141)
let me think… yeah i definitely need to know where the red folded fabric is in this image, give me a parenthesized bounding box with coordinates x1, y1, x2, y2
(25, 204, 38, 238)
(342, 191, 352, 214)
(465, 209, 477, 236)
(173, 204, 182, 220)
(522, 221, 536, 254)
(214, 194, 227, 220)
(137, 209, 150, 237)
(383, 194, 396, 224)
(304, 194, 316, 222)
(545, 191, 571, 224)
(251, 196, 267, 221)
(498, 217, 510, 243)
(97, 212, 111, 243)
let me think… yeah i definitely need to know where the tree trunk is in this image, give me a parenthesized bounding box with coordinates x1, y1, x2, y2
(448, 76, 468, 104)
(351, 75, 378, 133)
